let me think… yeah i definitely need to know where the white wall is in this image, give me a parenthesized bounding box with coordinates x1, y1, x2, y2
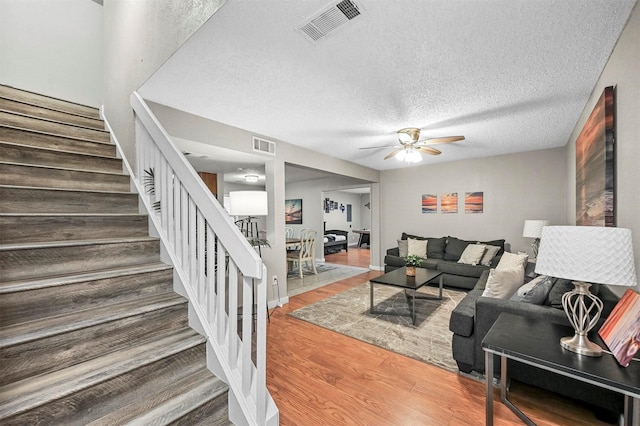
(379, 147, 568, 259)
(323, 190, 365, 246)
(0, 0, 103, 107)
(566, 3, 640, 294)
(102, 0, 223, 169)
(360, 193, 371, 229)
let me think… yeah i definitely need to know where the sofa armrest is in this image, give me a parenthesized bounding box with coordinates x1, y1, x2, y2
(386, 247, 400, 256)
(472, 297, 569, 372)
(475, 269, 490, 291)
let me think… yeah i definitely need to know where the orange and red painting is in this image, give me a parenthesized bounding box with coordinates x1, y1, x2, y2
(576, 86, 615, 226)
(421, 194, 437, 214)
(441, 193, 458, 213)
(465, 192, 483, 214)
(599, 289, 640, 367)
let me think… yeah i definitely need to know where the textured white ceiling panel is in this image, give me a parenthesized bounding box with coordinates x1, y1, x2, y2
(140, 0, 636, 170)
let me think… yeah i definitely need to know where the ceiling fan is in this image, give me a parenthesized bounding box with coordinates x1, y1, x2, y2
(360, 128, 465, 163)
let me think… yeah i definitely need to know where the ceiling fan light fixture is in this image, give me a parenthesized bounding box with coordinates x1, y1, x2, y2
(397, 127, 420, 143)
(405, 148, 422, 163)
(245, 174, 259, 183)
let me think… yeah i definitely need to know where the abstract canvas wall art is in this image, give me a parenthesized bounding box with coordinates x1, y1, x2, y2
(465, 192, 483, 214)
(421, 194, 437, 213)
(576, 86, 615, 226)
(441, 193, 458, 213)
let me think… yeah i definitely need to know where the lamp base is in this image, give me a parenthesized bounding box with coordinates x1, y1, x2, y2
(561, 281, 604, 358)
(560, 334, 602, 357)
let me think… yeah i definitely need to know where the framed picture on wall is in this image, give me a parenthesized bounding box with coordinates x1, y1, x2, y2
(285, 199, 303, 224)
(441, 193, 458, 213)
(576, 86, 615, 227)
(421, 194, 437, 213)
(465, 192, 483, 213)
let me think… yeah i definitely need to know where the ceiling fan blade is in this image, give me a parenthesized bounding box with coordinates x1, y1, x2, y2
(418, 146, 441, 155)
(384, 148, 404, 160)
(359, 145, 401, 150)
(420, 136, 465, 145)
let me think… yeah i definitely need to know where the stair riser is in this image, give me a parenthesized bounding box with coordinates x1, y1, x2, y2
(0, 303, 189, 387)
(169, 391, 230, 426)
(0, 187, 138, 214)
(0, 142, 122, 173)
(0, 163, 130, 192)
(0, 127, 115, 157)
(0, 98, 104, 130)
(0, 240, 161, 281)
(0, 111, 109, 143)
(0, 267, 173, 327)
(0, 85, 100, 120)
(0, 344, 209, 425)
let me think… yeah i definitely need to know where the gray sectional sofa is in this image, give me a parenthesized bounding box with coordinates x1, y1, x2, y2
(384, 233, 506, 290)
(449, 269, 623, 421)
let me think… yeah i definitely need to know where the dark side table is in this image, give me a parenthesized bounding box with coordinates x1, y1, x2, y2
(482, 313, 640, 425)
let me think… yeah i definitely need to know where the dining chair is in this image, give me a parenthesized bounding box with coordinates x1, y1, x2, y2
(286, 228, 317, 279)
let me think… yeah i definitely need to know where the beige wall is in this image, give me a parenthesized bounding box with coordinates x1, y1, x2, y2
(0, 0, 102, 107)
(566, 3, 640, 293)
(379, 147, 568, 259)
(102, 0, 223, 169)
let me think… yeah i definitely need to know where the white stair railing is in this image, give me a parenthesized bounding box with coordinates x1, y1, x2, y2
(130, 91, 277, 426)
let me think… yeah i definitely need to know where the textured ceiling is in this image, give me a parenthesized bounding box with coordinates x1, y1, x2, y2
(140, 0, 636, 171)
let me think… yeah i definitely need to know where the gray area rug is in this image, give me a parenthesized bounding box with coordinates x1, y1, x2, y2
(287, 263, 336, 277)
(289, 282, 466, 373)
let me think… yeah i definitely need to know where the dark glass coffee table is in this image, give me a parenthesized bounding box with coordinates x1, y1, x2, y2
(369, 267, 444, 325)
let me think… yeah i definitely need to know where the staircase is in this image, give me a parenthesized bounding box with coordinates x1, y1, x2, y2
(0, 85, 232, 425)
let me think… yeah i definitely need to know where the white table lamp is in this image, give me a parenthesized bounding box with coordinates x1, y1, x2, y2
(535, 226, 637, 357)
(522, 219, 549, 257)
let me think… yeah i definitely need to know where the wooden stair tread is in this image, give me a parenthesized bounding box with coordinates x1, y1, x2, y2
(0, 109, 108, 134)
(0, 140, 118, 161)
(0, 329, 205, 420)
(0, 123, 110, 146)
(0, 161, 124, 177)
(0, 292, 187, 347)
(88, 369, 228, 425)
(0, 85, 100, 120)
(0, 262, 172, 294)
(0, 183, 133, 195)
(0, 236, 159, 252)
(0, 98, 104, 130)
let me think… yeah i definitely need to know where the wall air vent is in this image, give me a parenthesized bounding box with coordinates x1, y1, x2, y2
(296, 0, 362, 43)
(253, 137, 276, 156)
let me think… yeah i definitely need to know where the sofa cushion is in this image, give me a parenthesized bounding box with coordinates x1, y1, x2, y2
(397, 240, 408, 257)
(545, 278, 602, 308)
(384, 254, 406, 268)
(449, 289, 483, 337)
(426, 237, 446, 259)
(479, 239, 506, 255)
(496, 252, 528, 270)
(458, 244, 487, 265)
(481, 266, 525, 299)
(408, 238, 428, 257)
(510, 275, 554, 305)
(479, 244, 501, 266)
(444, 237, 474, 261)
(437, 260, 488, 278)
(401, 233, 446, 259)
(420, 258, 440, 269)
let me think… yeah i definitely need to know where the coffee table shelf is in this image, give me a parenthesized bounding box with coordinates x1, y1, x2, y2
(369, 267, 443, 325)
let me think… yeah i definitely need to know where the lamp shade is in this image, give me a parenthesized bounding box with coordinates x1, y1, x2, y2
(535, 226, 637, 287)
(522, 220, 549, 238)
(229, 191, 268, 216)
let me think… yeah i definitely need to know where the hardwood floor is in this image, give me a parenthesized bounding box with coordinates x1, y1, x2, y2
(266, 248, 609, 425)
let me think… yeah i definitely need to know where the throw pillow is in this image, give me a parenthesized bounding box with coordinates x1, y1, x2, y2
(479, 244, 501, 266)
(496, 252, 528, 271)
(481, 266, 525, 299)
(397, 239, 408, 258)
(426, 237, 447, 259)
(546, 279, 574, 308)
(458, 244, 487, 266)
(510, 275, 554, 304)
(479, 239, 506, 255)
(408, 238, 428, 258)
(444, 237, 474, 261)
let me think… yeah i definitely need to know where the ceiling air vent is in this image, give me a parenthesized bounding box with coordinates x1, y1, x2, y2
(297, 0, 362, 43)
(253, 137, 276, 156)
